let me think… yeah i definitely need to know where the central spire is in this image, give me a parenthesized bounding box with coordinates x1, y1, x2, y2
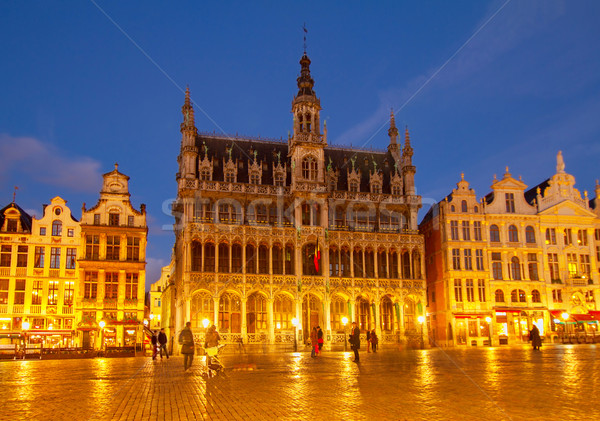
(297, 53, 315, 97)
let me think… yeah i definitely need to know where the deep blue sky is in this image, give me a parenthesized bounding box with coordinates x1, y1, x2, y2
(2, 1, 599, 288)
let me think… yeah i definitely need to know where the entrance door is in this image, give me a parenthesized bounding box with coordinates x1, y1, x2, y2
(302, 294, 321, 342)
(82, 331, 91, 349)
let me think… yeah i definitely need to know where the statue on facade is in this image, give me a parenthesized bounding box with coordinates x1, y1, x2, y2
(557, 150, 565, 173)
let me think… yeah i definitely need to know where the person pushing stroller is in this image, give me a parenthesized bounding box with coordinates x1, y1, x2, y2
(204, 325, 222, 373)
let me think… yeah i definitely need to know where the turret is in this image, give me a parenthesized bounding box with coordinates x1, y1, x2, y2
(178, 86, 199, 180)
(387, 109, 400, 161)
(402, 126, 416, 195)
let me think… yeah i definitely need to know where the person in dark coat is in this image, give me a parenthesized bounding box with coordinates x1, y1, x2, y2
(529, 325, 542, 350)
(158, 328, 169, 359)
(179, 322, 195, 371)
(317, 326, 324, 352)
(366, 329, 371, 353)
(370, 329, 378, 353)
(151, 330, 158, 360)
(349, 321, 360, 362)
(310, 327, 319, 357)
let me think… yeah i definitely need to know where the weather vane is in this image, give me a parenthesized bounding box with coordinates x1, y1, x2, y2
(303, 23, 307, 53)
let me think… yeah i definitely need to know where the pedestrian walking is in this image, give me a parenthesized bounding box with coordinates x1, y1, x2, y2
(317, 326, 324, 353)
(204, 325, 221, 367)
(529, 325, 542, 350)
(179, 322, 195, 371)
(151, 330, 158, 360)
(366, 329, 371, 353)
(158, 328, 169, 359)
(370, 329, 378, 353)
(349, 321, 360, 363)
(310, 327, 319, 357)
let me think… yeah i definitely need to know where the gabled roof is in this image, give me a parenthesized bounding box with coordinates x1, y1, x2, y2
(0, 202, 32, 233)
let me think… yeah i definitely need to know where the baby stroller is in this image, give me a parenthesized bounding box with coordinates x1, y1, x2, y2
(202, 344, 226, 378)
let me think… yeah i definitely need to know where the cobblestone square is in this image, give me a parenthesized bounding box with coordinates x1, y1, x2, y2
(1, 344, 599, 421)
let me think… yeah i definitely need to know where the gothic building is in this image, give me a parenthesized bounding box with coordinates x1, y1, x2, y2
(420, 152, 600, 347)
(171, 52, 426, 348)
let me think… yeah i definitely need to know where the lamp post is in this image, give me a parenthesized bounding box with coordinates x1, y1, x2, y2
(99, 320, 106, 354)
(22, 321, 30, 358)
(485, 316, 492, 346)
(561, 312, 569, 343)
(342, 316, 348, 352)
(418, 316, 425, 349)
(291, 318, 298, 352)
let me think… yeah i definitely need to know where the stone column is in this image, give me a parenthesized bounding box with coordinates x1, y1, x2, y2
(267, 298, 275, 344)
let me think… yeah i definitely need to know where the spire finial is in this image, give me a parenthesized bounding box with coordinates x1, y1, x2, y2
(303, 23, 307, 54)
(114, 163, 118, 171)
(404, 126, 411, 147)
(182, 86, 196, 129)
(388, 108, 398, 144)
(460, 172, 465, 181)
(12, 186, 18, 203)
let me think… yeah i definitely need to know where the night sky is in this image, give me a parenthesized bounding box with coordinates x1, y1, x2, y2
(1, 1, 599, 287)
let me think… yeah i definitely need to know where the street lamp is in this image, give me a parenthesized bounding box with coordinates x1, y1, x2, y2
(291, 318, 298, 352)
(342, 316, 348, 352)
(202, 318, 210, 329)
(418, 316, 425, 349)
(561, 312, 569, 343)
(99, 320, 106, 353)
(485, 316, 492, 346)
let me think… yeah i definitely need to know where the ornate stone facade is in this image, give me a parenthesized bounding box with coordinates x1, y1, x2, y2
(171, 52, 426, 348)
(420, 152, 600, 347)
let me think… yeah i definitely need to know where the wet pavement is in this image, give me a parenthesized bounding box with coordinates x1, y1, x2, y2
(1, 344, 598, 420)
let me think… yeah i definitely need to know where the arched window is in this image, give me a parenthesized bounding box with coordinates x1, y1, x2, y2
(190, 291, 212, 330)
(203, 243, 215, 272)
(246, 293, 267, 333)
(474, 205, 479, 213)
(285, 243, 295, 275)
(245, 244, 257, 274)
(495, 289, 505, 303)
(232, 244, 242, 273)
(302, 156, 317, 180)
(349, 181, 359, 192)
(340, 247, 351, 277)
(380, 296, 394, 332)
(531, 289, 541, 303)
(218, 243, 229, 273)
(273, 294, 294, 330)
(329, 247, 339, 277)
(461, 200, 467, 212)
(52, 220, 62, 236)
(364, 250, 375, 278)
(302, 243, 320, 275)
(272, 244, 283, 275)
(518, 289, 526, 302)
(510, 289, 518, 303)
(450, 205, 455, 212)
(191, 241, 202, 271)
(258, 245, 268, 274)
(219, 292, 241, 333)
(356, 296, 371, 332)
(353, 249, 363, 277)
(525, 226, 536, 244)
(377, 249, 387, 278)
(511, 256, 521, 280)
(330, 295, 348, 332)
(508, 225, 519, 242)
(490, 225, 500, 242)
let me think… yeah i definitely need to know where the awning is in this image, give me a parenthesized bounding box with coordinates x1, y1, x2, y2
(571, 314, 599, 322)
(494, 308, 525, 314)
(454, 313, 489, 319)
(25, 330, 74, 336)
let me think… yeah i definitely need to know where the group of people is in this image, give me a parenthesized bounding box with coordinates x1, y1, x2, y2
(348, 322, 378, 362)
(150, 328, 169, 360)
(309, 326, 324, 357)
(177, 322, 221, 371)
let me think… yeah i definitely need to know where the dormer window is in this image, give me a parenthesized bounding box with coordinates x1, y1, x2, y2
(250, 173, 260, 184)
(302, 156, 317, 180)
(392, 186, 401, 195)
(225, 172, 236, 183)
(200, 169, 211, 181)
(505, 193, 515, 213)
(6, 219, 18, 232)
(275, 173, 284, 187)
(109, 213, 120, 226)
(461, 200, 467, 212)
(350, 181, 359, 193)
(371, 184, 381, 194)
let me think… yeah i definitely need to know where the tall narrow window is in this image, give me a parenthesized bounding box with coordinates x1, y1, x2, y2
(525, 226, 536, 244)
(86, 235, 100, 260)
(125, 273, 138, 299)
(475, 249, 484, 271)
(492, 252, 502, 280)
(552, 289, 563, 303)
(463, 249, 472, 270)
(546, 228, 557, 245)
(302, 156, 317, 180)
(0, 245, 11, 267)
(528, 253, 539, 281)
(466, 279, 475, 302)
(66, 248, 77, 269)
(505, 193, 515, 213)
(577, 230, 588, 246)
(218, 243, 229, 273)
(48, 281, 59, 305)
(508, 225, 519, 242)
(84, 272, 98, 299)
(478, 280, 486, 302)
(454, 280, 463, 302)
(0, 279, 8, 305)
(510, 256, 521, 280)
(450, 221, 459, 240)
(567, 253, 578, 277)
(461, 200, 468, 212)
(105, 272, 119, 299)
(490, 225, 500, 242)
(109, 213, 120, 226)
(580, 255, 591, 276)
(473, 221, 482, 241)
(232, 244, 243, 273)
(52, 220, 62, 236)
(106, 236, 120, 260)
(16, 245, 28, 267)
(64, 281, 74, 306)
(452, 249, 461, 270)
(548, 253, 559, 281)
(50, 247, 61, 269)
(14, 279, 26, 304)
(462, 221, 470, 241)
(564, 229, 573, 246)
(127, 237, 140, 261)
(34, 247, 45, 268)
(32, 280, 43, 305)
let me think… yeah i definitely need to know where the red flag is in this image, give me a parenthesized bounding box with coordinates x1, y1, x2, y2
(313, 239, 320, 273)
